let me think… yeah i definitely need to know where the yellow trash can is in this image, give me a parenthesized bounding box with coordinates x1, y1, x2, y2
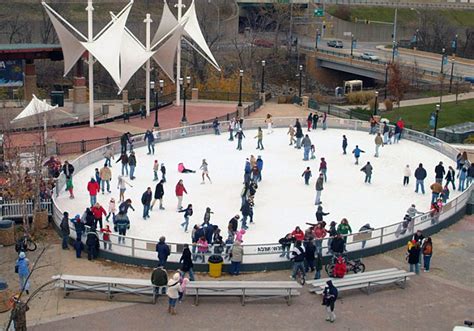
(208, 255, 224, 278)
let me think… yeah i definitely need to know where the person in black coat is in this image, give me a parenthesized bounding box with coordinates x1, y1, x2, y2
(60, 212, 70, 249)
(434, 162, 445, 183)
(407, 241, 421, 275)
(120, 132, 130, 154)
(86, 231, 100, 260)
(330, 234, 345, 254)
(62, 161, 74, 179)
(179, 244, 195, 281)
(414, 163, 427, 194)
(228, 215, 239, 233)
(151, 180, 165, 210)
(323, 280, 338, 322)
(444, 166, 456, 190)
(141, 187, 153, 219)
(304, 239, 316, 272)
(312, 113, 319, 130)
(295, 119, 304, 149)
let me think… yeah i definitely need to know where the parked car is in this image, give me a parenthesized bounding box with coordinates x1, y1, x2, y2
(252, 39, 274, 48)
(327, 40, 343, 48)
(360, 52, 380, 61)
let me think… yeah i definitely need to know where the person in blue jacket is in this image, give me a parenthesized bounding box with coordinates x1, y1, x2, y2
(256, 155, 264, 182)
(156, 236, 170, 267)
(15, 252, 31, 294)
(144, 129, 155, 155)
(244, 159, 252, 184)
(342, 135, 348, 155)
(352, 145, 365, 165)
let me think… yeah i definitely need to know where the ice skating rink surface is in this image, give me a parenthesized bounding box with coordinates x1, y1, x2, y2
(57, 128, 459, 244)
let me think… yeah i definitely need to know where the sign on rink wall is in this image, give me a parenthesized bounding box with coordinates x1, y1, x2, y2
(0, 60, 23, 87)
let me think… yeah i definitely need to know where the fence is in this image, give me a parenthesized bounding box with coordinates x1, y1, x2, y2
(50, 116, 472, 269)
(1, 199, 52, 219)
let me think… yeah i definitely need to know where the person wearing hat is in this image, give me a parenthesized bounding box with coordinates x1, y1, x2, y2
(11, 294, 29, 330)
(315, 173, 324, 205)
(407, 240, 421, 275)
(15, 252, 31, 294)
(322, 280, 338, 323)
(166, 273, 182, 315)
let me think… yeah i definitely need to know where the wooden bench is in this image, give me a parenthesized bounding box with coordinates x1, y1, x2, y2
(186, 281, 302, 306)
(308, 268, 414, 295)
(53, 274, 165, 304)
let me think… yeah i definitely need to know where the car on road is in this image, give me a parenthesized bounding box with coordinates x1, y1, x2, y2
(327, 40, 343, 48)
(360, 52, 380, 62)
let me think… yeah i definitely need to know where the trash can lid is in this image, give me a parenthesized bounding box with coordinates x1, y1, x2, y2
(208, 255, 223, 263)
(0, 278, 8, 290)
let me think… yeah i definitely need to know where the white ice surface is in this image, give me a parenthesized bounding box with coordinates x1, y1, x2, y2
(56, 128, 459, 245)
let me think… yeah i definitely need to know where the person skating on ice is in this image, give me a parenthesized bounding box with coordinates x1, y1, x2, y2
(319, 158, 327, 182)
(153, 160, 159, 181)
(175, 179, 187, 211)
(200, 159, 212, 184)
(256, 156, 263, 182)
(294, 119, 303, 149)
(352, 145, 365, 165)
(255, 127, 264, 150)
(342, 135, 348, 155)
(151, 179, 165, 210)
(160, 163, 167, 183)
(179, 204, 193, 232)
(178, 162, 195, 174)
(302, 134, 312, 161)
(287, 125, 296, 145)
(302, 166, 312, 185)
(361, 161, 373, 184)
(403, 164, 411, 186)
(374, 132, 384, 157)
(235, 128, 245, 150)
(315, 173, 324, 205)
(265, 113, 273, 134)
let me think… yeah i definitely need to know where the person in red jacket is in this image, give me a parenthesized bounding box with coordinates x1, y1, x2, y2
(313, 223, 327, 254)
(175, 179, 187, 211)
(87, 178, 100, 207)
(291, 226, 305, 242)
(91, 202, 107, 229)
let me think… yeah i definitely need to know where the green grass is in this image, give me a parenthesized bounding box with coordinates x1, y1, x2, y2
(383, 99, 474, 131)
(327, 6, 474, 27)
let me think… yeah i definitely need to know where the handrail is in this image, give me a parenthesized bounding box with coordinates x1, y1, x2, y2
(52, 116, 472, 265)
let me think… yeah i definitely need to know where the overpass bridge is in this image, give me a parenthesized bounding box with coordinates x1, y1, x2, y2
(307, 48, 465, 84)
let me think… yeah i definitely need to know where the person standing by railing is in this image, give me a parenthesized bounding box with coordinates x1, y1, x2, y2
(156, 236, 170, 267)
(445, 166, 456, 190)
(144, 129, 155, 155)
(212, 117, 220, 135)
(322, 112, 327, 130)
(458, 165, 468, 192)
(103, 146, 114, 167)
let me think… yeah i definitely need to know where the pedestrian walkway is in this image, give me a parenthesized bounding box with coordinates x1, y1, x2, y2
(7, 102, 243, 148)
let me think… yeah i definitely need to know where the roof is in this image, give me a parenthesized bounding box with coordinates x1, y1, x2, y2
(0, 44, 63, 61)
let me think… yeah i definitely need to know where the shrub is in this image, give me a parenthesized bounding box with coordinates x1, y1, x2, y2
(333, 5, 351, 21)
(346, 91, 374, 105)
(384, 99, 393, 111)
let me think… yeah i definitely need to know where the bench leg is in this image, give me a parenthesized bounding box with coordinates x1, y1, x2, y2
(195, 289, 199, 306)
(287, 289, 292, 306)
(241, 289, 246, 306)
(366, 282, 371, 295)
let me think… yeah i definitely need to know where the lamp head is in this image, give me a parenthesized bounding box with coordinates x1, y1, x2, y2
(261, 60, 266, 67)
(299, 65, 303, 71)
(150, 81, 155, 89)
(239, 69, 244, 77)
(186, 76, 191, 85)
(179, 77, 183, 86)
(159, 80, 164, 88)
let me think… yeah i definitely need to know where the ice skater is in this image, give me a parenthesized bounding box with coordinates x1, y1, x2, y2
(403, 164, 411, 186)
(382, 122, 389, 144)
(235, 128, 245, 150)
(151, 179, 165, 211)
(203, 207, 213, 225)
(128, 151, 137, 180)
(315, 173, 324, 205)
(256, 155, 263, 182)
(144, 129, 155, 155)
(374, 132, 384, 157)
(200, 159, 212, 184)
(302, 166, 312, 185)
(255, 127, 264, 150)
(361, 162, 373, 184)
(319, 158, 327, 182)
(117, 175, 132, 202)
(307, 113, 313, 131)
(310, 145, 316, 159)
(322, 112, 327, 130)
(287, 125, 296, 145)
(302, 134, 312, 161)
(265, 114, 273, 134)
(352, 145, 365, 165)
(179, 204, 193, 232)
(342, 135, 348, 155)
(228, 118, 236, 141)
(175, 179, 187, 211)
(295, 119, 303, 149)
(244, 159, 252, 185)
(141, 187, 152, 220)
(160, 163, 167, 183)
(178, 162, 196, 173)
(153, 160, 159, 181)
(106, 197, 116, 222)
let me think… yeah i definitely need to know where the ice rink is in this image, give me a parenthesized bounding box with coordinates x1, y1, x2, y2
(56, 127, 459, 244)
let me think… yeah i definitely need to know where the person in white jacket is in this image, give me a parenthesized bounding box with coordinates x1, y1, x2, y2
(166, 273, 182, 315)
(403, 164, 411, 186)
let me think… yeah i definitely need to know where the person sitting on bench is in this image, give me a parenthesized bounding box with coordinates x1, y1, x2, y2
(178, 162, 196, 173)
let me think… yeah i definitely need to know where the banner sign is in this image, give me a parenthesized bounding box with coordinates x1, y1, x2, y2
(0, 60, 23, 87)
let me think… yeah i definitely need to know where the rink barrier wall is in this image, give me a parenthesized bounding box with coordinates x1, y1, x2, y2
(51, 117, 473, 272)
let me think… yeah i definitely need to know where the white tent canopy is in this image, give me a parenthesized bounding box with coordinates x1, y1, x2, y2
(11, 95, 77, 140)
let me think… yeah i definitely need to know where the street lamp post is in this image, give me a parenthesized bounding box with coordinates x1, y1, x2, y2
(374, 91, 379, 116)
(315, 29, 320, 50)
(181, 76, 190, 123)
(260, 60, 265, 94)
(298, 64, 303, 100)
(434, 103, 440, 138)
(391, 40, 397, 62)
(384, 63, 389, 100)
(152, 80, 164, 128)
(350, 34, 354, 58)
(439, 48, 446, 109)
(238, 69, 243, 107)
(449, 58, 455, 94)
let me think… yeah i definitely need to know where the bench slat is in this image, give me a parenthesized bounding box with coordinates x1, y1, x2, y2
(311, 270, 411, 288)
(314, 277, 412, 295)
(306, 268, 400, 285)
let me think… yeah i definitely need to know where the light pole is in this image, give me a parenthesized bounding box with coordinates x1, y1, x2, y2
(439, 48, 446, 109)
(384, 63, 389, 100)
(238, 69, 243, 107)
(260, 60, 265, 94)
(298, 64, 303, 100)
(449, 58, 455, 94)
(434, 103, 440, 138)
(180, 76, 190, 123)
(315, 29, 320, 50)
(152, 79, 164, 128)
(207, 0, 220, 38)
(350, 34, 354, 58)
(391, 40, 397, 62)
(374, 91, 379, 116)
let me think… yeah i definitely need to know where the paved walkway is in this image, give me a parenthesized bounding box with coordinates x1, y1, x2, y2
(7, 102, 243, 148)
(0, 215, 472, 330)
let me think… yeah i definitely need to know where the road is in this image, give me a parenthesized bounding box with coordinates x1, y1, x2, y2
(298, 35, 474, 79)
